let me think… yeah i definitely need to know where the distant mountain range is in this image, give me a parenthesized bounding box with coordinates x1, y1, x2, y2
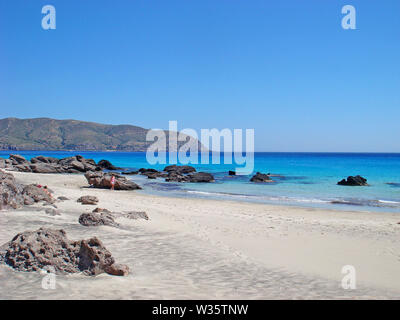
(0, 117, 197, 151)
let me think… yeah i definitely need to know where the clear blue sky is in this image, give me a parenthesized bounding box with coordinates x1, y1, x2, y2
(0, 0, 399, 152)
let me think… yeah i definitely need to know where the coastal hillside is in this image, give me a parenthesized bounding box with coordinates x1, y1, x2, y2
(0, 118, 195, 151)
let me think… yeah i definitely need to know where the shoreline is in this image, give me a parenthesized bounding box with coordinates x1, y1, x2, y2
(1, 171, 400, 299)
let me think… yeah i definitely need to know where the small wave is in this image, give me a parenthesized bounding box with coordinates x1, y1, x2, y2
(331, 199, 400, 208)
(185, 190, 331, 204)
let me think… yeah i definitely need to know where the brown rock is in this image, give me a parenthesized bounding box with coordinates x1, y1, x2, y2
(77, 195, 99, 205)
(0, 228, 129, 276)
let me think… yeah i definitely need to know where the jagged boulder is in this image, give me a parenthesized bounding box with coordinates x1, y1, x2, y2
(30, 163, 62, 173)
(9, 154, 29, 166)
(84, 171, 141, 190)
(250, 172, 272, 183)
(337, 175, 368, 186)
(0, 228, 129, 276)
(0, 158, 15, 170)
(23, 184, 53, 203)
(13, 164, 32, 172)
(0, 171, 25, 209)
(30, 156, 59, 164)
(77, 195, 99, 205)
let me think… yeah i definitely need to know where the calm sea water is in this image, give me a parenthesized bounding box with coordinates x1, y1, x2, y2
(1, 151, 400, 212)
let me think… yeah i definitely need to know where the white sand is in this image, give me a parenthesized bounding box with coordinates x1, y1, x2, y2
(1, 171, 400, 299)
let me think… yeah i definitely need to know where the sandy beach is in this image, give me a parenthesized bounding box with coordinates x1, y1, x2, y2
(1, 171, 400, 299)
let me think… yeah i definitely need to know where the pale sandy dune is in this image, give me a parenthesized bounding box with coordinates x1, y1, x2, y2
(0, 171, 399, 299)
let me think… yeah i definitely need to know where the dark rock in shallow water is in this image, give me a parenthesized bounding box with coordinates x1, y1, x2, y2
(164, 170, 214, 183)
(122, 171, 139, 175)
(97, 159, 120, 170)
(0, 228, 129, 276)
(386, 182, 400, 188)
(139, 168, 159, 173)
(164, 165, 196, 175)
(84, 171, 142, 190)
(228, 170, 236, 176)
(250, 172, 272, 183)
(77, 195, 99, 205)
(78, 212, 118, 227)
(337, 175, 368, 186)
(188, 172, 215, 183)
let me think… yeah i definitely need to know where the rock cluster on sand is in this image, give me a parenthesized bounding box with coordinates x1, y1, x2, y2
(84, 171, 142, 190)
(0, 171, 53, 209)
(1, 154, 104, 174)
(0, 228, 129, 276)
(250, 172, 272, 183)
(337, 175, 368, 186)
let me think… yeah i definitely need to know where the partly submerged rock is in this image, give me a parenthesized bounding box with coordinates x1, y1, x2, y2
(250, 172, 272, 183)
(121, 171, 139, 175)
(164, 165, 196, 175)
(77, 195, 99, 205)
(188, 172, 215, 183)
(0, 228, 129, 276)
(97, 159, 120, 170)
(337, 175, 368, 186)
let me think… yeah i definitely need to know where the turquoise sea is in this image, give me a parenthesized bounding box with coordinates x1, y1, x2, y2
(1, 151, 400, 213)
